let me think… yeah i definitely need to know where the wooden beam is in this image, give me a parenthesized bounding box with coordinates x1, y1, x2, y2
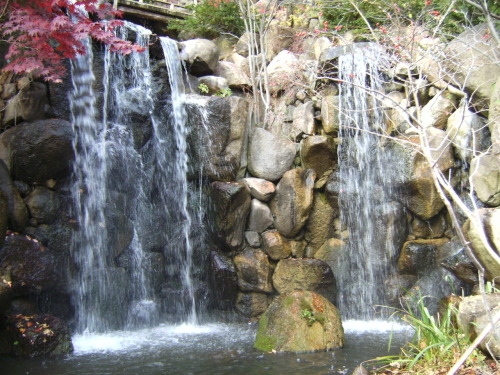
(112, 0, 191, 19)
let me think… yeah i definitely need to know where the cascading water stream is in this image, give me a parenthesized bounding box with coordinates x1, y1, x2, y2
(335, 44, 403, 320)
(70, 24, 201, 332)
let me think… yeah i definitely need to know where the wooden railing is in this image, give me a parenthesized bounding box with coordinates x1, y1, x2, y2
(111, 0, 195, 19)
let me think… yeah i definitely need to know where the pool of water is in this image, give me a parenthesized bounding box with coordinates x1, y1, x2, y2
(0, 320, 412, 375)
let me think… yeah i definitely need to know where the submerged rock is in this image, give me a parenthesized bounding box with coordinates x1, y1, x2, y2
(254, 290, 344, 353)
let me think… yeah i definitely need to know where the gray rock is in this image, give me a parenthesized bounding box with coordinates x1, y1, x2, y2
(248, 128, 296, 182)
(291, 102, 315, 141)
(208, 251, 238, 310)
(267, 50, 301, 95)
(438, 238, 478, 284)
(214, 61, 250, 89)
(247, 199, 273, 233)
(198, 76, 229, 94)
(0, 192, 7, 248)
(180, 39, 220, 76)
(0, 160, 29, 231)
(245, 231, 261, 248)
(264, 21, 294, 62)
(420, 91, 457, 129)
(270, 168, 315, 237)
(458, 294, 500, 358)
(235, 292, 270, 318)
(3, 83, 50, 126)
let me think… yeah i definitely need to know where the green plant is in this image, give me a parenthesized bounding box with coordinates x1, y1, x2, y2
(300, 309, 318, 326)
(214, 87, 232, 97)
(168, 0, 245, 39)
(198, 83, 209, 94)
(370, 293, 487, 374)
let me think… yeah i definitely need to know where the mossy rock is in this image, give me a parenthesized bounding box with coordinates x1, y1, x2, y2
(254, 290, 344, 353)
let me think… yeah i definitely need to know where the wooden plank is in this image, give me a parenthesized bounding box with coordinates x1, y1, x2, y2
(117, 0, 191, 18)
(117, 5, 180, 22)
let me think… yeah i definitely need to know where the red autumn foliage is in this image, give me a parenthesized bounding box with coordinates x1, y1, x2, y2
(0, 0, 145, 82)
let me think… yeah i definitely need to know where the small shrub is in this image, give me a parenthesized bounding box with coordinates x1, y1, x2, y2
(168, 0, 244, 39)
(198, 83, 209, 94)
(214, 87, 232, 97)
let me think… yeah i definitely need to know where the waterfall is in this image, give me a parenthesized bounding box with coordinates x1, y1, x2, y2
(335, 44, 405, 319)
(70, 24, 202, 332)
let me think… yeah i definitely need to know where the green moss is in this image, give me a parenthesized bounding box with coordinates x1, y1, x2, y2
(254, 314, 278, 352)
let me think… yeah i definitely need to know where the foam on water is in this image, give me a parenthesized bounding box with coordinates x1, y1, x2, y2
(343, 320, 410, 333)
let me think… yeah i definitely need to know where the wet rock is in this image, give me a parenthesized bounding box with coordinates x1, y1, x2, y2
(458, 294, 500, 358)
(411, 212, 447, 239)
(261, 230, 292, 260)
(272, 258, 336, 302)
(208, 251, 238, 310)
(236, 292, 270, 318)
(0, 233, 59, 294)
(6, 314, 73, 357)
(438, 238, 478, 284)
(463, 208, 500, 281)
(210, 181, 251, 251)
(0, 192, 7, 248)
(397, 238, 449, 276)
(179, 39, 220, 76)
(384, 274, 418, 307)
(25, 187, 60, 225)
(234, 248, 273, 293)
(300, 136, 337, 179)
(254, 290, 344, 353)
(352, 365, 370, 375)
(7, 119, 74, 184)
(0, 271, 12, 315)
(470, 154, 500, 207)
(270, 168, 315, 237)
(242, 178, 275, 202)
(248, 128, 296, 182)
(247, 199, 273, 233)
(305, 193, 337, 254)
(314, 238, 345, 269)
(0, 160, 29, 231)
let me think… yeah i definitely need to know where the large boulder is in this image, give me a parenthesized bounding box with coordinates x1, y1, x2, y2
(6, 314, 73, 357)
(6, 119, 74, 184)
(443, 23, 500, 110)
(300, 136, 337, 179)
(210, 182, 251, 251)
(261, 230, 292, 260)
(463, 208, 500, 281)
(397, 238, 449, 276)
(470, 154, 500, 207)
(179, 39, 220, 76)
(189, 96, 249, 181)
(0, 233, 60, 294)
(272, 258, 336, 301)
(270, 168, 315, 237)
(208, 251, 238, 310)
(438, 238, 478, 284)
(254, 290, 344, 353)
(0, 160, 28, 231)
(458, 294, 500, 358)
(234, 248, 273, 293)
(247, 128, 296, 181)
(314, 238, 345, 268)
(214, 61, 250, 89)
